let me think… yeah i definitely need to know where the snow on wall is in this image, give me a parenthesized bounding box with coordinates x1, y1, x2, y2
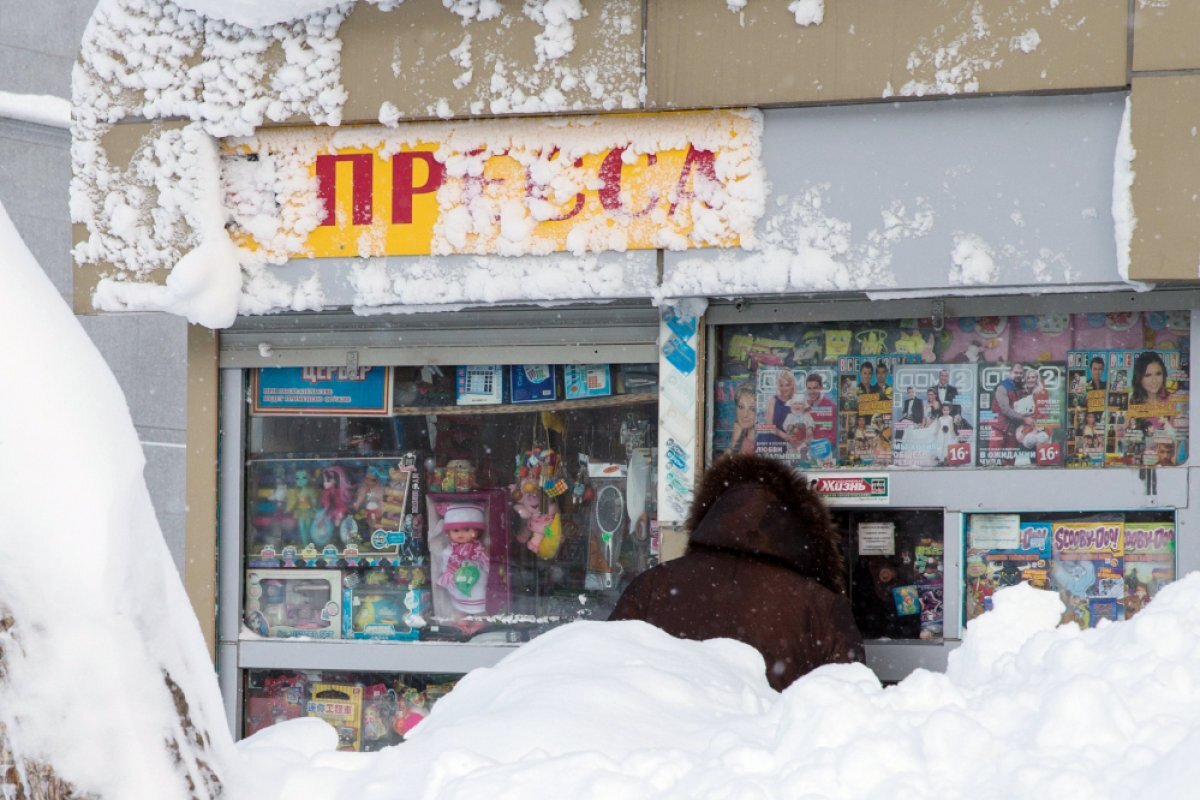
(0, 200, 238, 799)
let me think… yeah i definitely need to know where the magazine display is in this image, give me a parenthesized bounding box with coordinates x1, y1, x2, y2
(1050, 519, 1124, 628)
(964, 521, 1052, 622)
(977, 363, 1066, 467)
(1103, 350, 1189, 467)
(1123, 521, 1175, 619)
(754, 366, 839, 469)
(891, 364, 977, 468)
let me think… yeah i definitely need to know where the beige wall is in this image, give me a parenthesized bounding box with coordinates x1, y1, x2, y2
(648, 0, 1127, 109)
(1133, 1, 1200, 73)
(185, 325, 220, 660)
(1129, 76, 1200, 282)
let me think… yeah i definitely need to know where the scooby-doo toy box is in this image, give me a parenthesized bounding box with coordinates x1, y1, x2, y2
(246, 453, 426, 568)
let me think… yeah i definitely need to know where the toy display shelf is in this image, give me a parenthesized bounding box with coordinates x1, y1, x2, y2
(392, 393, 655, 416)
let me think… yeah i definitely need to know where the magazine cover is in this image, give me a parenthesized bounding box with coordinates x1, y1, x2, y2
(837, 355, 914, 467)
(917, 584, 944, 640)
(964, 521, 1052, 621)
(977, 363, 1066, 467)
(1065, 350, 1109, 467)
(754, 366, 838, 468)
(891, 364, 977, 467)
(1104, 349, 1189, 467)
(1050, 519, 1124, 629)
(1123, 521, 1175, 619)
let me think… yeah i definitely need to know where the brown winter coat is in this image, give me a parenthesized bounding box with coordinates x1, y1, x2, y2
(609, 455, 864, 691)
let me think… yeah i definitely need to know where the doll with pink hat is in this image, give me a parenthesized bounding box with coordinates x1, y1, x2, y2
(436, 502, 490, 615)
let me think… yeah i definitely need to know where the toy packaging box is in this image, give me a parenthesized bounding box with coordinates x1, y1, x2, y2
(564, 364, 612, 399)
(307, 682, 364, 751)
(510, 364, 558, 403)
(244, 569, 342, 639)
(246, 453, 427, 567)
(343, 568, 431, 641)
(244, 674, 307, 737)
(455, 365, 506, 405)
(426, 489, 511, 635)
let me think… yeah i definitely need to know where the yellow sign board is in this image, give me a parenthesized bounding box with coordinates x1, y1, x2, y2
(225, 111, 762, 260)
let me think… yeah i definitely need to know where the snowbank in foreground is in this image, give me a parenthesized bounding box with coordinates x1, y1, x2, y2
(237, 577, 1200, 799)
(0, 202, 236, 798)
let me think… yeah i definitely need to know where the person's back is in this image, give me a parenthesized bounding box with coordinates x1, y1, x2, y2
(609, 455, 864, 691)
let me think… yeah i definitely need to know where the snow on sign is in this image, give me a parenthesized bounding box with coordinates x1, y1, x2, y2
(221, 110, 763, 261)
(806, 472, 890, 505)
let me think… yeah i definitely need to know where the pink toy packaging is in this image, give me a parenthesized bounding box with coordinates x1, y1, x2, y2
(938, 316, 1011, 364)
(1008, 313, 1073, 363)
(426, 489, 511, 635)
(1070, 312, 1144, 350)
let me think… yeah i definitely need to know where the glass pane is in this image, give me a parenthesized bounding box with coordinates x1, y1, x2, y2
(964, 510, 1176, 628)
(712, 311, 1190, 469)
(243, 364, 659, 644)
(243, 669, 460, 748)
(831, 509, 944, 642)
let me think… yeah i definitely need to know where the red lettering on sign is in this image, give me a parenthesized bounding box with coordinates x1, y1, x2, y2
(316, 153, 373, 226)
(526, 149, 585, 223)
(598, 147, 659, 218)
(669, 146, 718, 217)
(391, 152, 444, 225)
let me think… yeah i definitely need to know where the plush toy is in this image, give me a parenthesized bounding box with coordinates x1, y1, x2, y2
(510, 491, 541, 543)
(525, 502, 562, 559)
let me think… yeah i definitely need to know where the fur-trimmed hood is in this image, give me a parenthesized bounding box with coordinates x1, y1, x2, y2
(686, 454, 846, 595)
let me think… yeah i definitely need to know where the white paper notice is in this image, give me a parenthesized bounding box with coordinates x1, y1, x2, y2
(968, 514, 1022, 549)
(858, 521, 896, 556)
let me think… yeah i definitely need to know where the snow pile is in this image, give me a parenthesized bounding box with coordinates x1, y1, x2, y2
(234, 577, 1200, 798)
(1112, 95, 1138, 282)
(0, 91, 71, 129)
(0, 201, 237, 798)
(787, 0, 824, 26)
(949, 232, 999, 285)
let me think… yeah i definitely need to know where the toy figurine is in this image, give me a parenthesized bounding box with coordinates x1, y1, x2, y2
(355, 466, 387, 531)
(393, 687, 429, 738)
(286, 469, 318, 546)
(436, 502, 489, 615)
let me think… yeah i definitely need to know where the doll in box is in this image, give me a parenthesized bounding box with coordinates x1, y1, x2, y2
(435, 502, 490, 615)
(355, 466, 387, 531)
(312, 465, 356, 548)
(286, 469, 318, 546)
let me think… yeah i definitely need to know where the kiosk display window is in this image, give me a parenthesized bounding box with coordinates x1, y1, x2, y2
(964, 511, 1177, 628)
(243, 363, 659, 644)
(712, 311, 1190, 469)
(831, 509, 945, 642)
(243, 669, 460, 748)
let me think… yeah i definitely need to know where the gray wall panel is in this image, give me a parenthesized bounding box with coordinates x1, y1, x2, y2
(665, 93, 1128, 294)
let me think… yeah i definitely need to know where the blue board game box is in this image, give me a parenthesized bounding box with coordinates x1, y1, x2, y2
(510, 364, 557, 403)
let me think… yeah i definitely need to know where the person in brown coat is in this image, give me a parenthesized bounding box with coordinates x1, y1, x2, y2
(609, 454, 864, 691)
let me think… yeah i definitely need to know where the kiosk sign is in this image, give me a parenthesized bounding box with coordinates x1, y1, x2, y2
(807, 473, 890, 505)
(251, 367, 393, 416)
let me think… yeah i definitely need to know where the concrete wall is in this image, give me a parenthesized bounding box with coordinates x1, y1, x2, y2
(0, 0, 189, 573)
